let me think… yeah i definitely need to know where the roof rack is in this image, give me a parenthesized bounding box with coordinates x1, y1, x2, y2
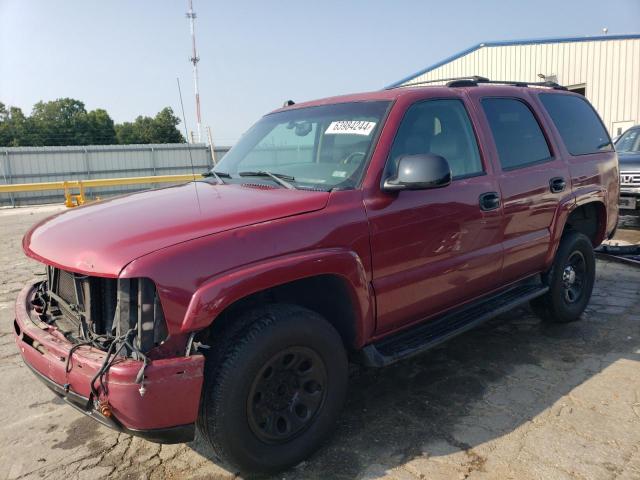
(388, 76, 489, 89)
(389, 76, 567, 91)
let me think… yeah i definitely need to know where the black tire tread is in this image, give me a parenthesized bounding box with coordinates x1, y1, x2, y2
(197, 303, 346, 474)
(197, 307, 278, 466)
(530, 231, 595, 323)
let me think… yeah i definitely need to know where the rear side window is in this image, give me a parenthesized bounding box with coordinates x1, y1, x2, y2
(539, 94, 613, 155)
(481, 98, 551, 170)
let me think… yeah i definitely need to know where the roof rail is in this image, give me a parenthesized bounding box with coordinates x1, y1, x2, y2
(475, 79, 568, 90)
(388, 76, 567, 91)
(386, 76, 489, 89)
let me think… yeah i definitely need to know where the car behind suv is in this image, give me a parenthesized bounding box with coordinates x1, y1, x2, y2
(14, 78, 618, 474)
(615, 125, 640, 215)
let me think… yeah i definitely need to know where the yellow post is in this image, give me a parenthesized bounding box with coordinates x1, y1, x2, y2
(63, 181, 74, 208)
(77, 181, 86, 206)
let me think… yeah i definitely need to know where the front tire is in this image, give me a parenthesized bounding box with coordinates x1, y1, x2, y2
(530, 231, 596, 323)
(197, 304, 348, 475)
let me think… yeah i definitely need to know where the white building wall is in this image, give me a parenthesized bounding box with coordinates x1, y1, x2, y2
(402, 38, 640, 136)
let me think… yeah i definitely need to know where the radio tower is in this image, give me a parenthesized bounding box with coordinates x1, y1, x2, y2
(186, 0, 202, 143)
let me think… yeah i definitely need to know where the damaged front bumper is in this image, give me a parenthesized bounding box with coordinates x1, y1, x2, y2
(14, 282, 205, 444)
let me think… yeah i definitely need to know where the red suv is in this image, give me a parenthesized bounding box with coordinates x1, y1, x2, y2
(14, 78, 618, 474)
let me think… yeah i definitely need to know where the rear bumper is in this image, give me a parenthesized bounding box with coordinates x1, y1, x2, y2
(14, 282, 205, 444)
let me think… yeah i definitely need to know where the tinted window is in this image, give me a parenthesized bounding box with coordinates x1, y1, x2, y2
(482, 98, 551, 170)
(387, 99, 483, 178)
(539, 94, 613, 155)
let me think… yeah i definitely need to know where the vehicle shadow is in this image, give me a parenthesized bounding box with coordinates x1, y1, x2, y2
(187, 261, 640, 480)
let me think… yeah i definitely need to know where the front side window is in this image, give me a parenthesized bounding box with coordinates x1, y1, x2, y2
(539, 93, 613, 156)
(386, 99, 483, 179)
(615, 128, 640, 153)
(482, 98, 552, 170)
(212, 101, 390, 190)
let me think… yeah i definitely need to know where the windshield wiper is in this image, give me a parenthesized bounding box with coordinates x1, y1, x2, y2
(202, 170, 231, 185)
(238, 170, 296, 190)
(201, 171, 223, 184)
(203, 170, 232, 178)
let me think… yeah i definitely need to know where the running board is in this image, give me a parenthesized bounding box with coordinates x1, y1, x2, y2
(360, 281, 549, 367)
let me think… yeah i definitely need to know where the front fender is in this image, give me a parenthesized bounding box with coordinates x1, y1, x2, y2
(180, 248, 374, 344)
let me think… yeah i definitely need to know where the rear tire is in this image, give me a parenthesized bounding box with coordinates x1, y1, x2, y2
(530, 231, 595, 323)
(197, 303, 348, 475)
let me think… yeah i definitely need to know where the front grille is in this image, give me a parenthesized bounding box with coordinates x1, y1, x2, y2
(621, 172, 640, 186)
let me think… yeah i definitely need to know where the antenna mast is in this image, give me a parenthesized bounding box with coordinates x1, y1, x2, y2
(186, 0, 202, 143)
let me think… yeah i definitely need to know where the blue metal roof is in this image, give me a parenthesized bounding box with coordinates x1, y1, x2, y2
(387, 33, 640, 88)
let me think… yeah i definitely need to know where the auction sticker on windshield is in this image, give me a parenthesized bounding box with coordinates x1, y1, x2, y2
(325, 121, 376, 136)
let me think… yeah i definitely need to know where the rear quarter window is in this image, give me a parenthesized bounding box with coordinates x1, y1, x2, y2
(539, 94, 613, 156)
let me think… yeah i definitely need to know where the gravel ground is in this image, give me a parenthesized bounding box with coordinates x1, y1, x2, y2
(1, 205, 639, 480)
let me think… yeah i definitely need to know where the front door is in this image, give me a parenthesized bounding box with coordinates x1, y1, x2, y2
(365, 97, 504, 335)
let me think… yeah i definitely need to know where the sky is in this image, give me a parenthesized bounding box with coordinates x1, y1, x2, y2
(1, 0, 639, 145)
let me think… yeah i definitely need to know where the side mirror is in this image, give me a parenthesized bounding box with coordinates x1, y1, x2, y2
(382, 154, 452, 191)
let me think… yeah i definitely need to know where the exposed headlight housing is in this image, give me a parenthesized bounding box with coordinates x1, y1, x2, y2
(44, 267, 168, 355)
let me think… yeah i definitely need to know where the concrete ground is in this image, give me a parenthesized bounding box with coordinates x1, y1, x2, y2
(1, 205, 639, 480)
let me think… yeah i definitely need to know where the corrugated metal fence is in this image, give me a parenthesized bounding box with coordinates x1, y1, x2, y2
(0, 143, 230, 207)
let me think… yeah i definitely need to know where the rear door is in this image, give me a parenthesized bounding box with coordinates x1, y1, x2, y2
(470, 91, 570, 284)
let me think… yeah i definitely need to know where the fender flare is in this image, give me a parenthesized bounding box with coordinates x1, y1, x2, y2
(544, 187, 608, 267)
(179, 248, 374, 345)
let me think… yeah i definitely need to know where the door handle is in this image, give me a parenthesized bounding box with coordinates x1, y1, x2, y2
(479, 192, 500, 211)
(549, 177, 566, 193)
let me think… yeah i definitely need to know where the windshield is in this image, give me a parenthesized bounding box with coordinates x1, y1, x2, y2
(615, 128, 640, 153)
(212, 101, 390, 190)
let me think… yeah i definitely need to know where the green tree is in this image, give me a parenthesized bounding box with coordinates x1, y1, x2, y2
(114, 107, 184, 144)
(0, 102, 7, 145)
(0, 99, 183, 146)
(30, 98, 89, 145)
(151, 107, 184, 143)
(114, 121, 141, 144)
(0, 103, 29, 146)
(86, 109, 117, 145)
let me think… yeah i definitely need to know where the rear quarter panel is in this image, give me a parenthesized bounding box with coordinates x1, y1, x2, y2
(529, 91, 619, 245)
(568, 151, 619, 238)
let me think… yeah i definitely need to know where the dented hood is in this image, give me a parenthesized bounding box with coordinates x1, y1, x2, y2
(23, 182, 329, 276)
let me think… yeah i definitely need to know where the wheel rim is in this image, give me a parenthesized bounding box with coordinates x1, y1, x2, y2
(562, 250, 586, 304)
(247, 346, 327, 444)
